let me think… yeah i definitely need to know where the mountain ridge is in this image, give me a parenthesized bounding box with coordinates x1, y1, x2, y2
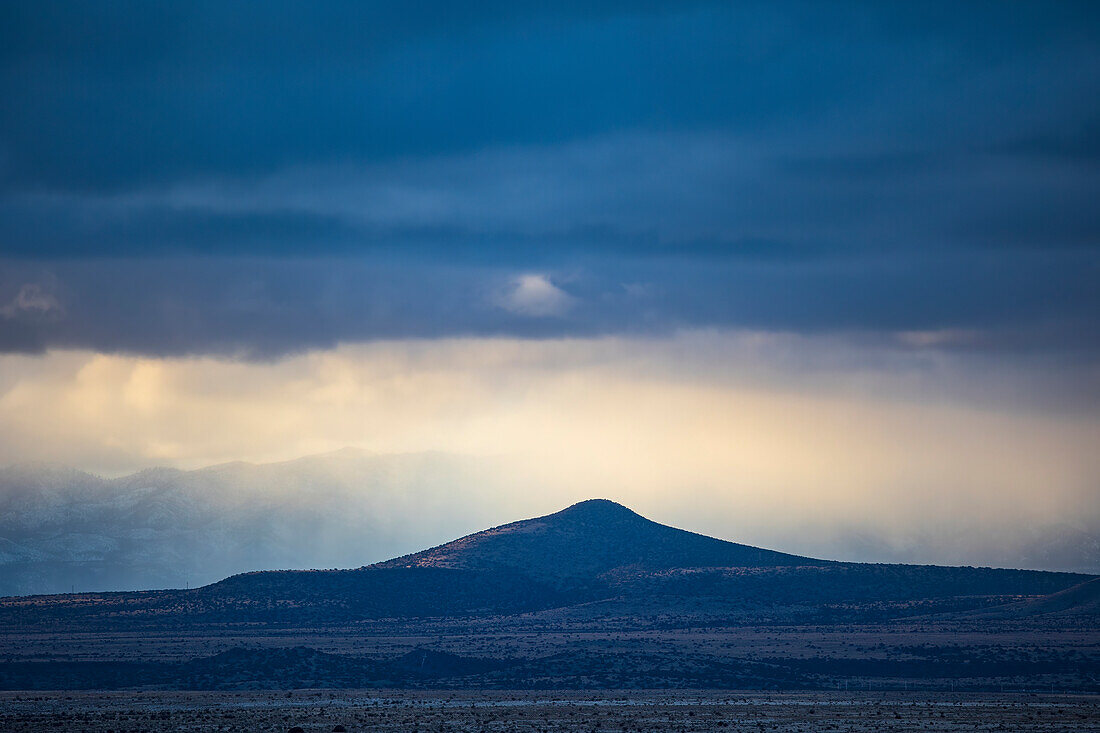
(2, 450, 1098, 599)
(186, 500, 1095, 627)
(374, 498, 823, 581)
(3, 499, 1091, 634)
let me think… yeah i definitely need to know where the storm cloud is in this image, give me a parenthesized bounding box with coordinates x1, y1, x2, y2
(1, 1, 1098, 356)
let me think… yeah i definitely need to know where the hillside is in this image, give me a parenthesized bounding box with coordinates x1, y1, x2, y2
(375, 499, 821, 580)
(1, 499, 1097, 691)
(962, 577, 1100, 619)
(3, 451, 1098, 597)
(0, 500, 1091, 631)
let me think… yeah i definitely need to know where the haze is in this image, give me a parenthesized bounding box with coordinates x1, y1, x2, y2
(1, 2, 1098, 590)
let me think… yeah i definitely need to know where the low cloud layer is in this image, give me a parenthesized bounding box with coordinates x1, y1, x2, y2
(0, 333, 1096, 565)
(1, 250, 1096, 359)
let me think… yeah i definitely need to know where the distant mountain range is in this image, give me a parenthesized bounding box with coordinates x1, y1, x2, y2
(0, 449, 521, 596)
(1, 449, 1097, 597)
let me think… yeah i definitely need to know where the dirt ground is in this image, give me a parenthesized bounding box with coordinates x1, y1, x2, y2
(1, 690, 1097, 732)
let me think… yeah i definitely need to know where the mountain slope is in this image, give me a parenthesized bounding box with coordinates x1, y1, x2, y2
(963, 577, 1100, 619)
(3, 453, 1098, 597)
(1, 500, 1091, 632)
(375, 499, 821, 580)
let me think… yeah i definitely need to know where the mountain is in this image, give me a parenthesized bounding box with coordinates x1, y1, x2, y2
(3, 451, 1098, 597)
(376, 499, 820, 580)
(1, 499, 1091, 632)
(2, 499, 1097, 691)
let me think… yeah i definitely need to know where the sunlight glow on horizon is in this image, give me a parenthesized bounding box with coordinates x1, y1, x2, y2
(1, 330, 1096, 562)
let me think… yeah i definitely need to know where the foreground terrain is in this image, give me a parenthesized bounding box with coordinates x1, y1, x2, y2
(2, 690, 1097, 732)
(2, 618, 1098, 693)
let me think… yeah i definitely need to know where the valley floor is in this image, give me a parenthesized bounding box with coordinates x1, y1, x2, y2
(2, 689, 1098, 732)
(3, 619, 1097, 693)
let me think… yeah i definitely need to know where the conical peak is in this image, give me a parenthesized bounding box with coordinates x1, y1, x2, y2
(374, 497, 816, 578)
(553, 499, 641, 520)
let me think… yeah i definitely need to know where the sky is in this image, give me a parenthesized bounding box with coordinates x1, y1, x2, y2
(1, 1, 1098, 567)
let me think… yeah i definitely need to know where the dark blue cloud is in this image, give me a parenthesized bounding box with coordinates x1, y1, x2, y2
(1, 250, 1096, 359)
(3, 1, 1096, 193)
(0, 1, 1097, 355)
